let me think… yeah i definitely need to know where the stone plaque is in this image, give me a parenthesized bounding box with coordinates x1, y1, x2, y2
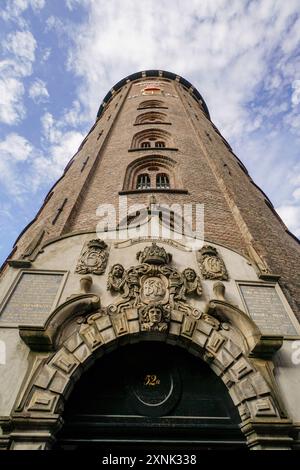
(239, 284, 298, 336)
(0, 272, 64, 325)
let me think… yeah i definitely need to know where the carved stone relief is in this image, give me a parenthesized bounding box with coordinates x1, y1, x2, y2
(106, 243, 203, 330)
(197, 245, 228, 280)
(75, 239, 109, 275)
(139, 304, 170, 332)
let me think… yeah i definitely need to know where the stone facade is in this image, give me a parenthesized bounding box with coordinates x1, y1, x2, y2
(0, 71, 299, 450)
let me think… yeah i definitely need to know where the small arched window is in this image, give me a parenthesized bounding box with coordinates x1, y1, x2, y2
(123, 156, 179, 192)
(155, 141, 165, 148)
(140, 141, 151, 148)
(138, 100, 167, 109)
(135, 112, 167, 125)
(136, 174, 150, 190)
(156, 173, 170, 189)
(132, 129, 173, 149)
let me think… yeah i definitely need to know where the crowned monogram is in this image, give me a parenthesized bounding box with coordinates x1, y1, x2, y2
(197, 245, 228, 281)
(107, 243, 203, 332)
(76, 239, 109, 275)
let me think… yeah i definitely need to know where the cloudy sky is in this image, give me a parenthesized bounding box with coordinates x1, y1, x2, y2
(0, 0, 299, 264)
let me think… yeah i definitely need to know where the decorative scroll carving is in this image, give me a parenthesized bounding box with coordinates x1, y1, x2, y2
(75, 239, 108, 275)
(197, 245, 228, 280)
(106, 243, 203, 329)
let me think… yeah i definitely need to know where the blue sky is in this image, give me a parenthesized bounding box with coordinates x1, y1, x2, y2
(0, 0, 299, 265)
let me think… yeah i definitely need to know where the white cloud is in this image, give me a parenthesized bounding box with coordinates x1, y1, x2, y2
(0, 0, 45, 24)
(0, 77, 25, 124)
(276, 205, 300, 237)
(41, 47, 51, 63)
(41, 112, 62, 143)
(3, 30, 37, 63)
(293, 188, 300, 200)
(0, 133, 32, 162)
(33, 130, 83, 181)
(66, 0, 88, 10)
(291, 80, 300, 107)
(1, 0, 299, 240)
(281, 16, 300, 54)
(29, 78, 49, 103)
(0, 127, 83, 198)
(0, 30, 37, 124)
(0, 133, 34, 198)
(60, 0, 300, 141)
(39, 111, 84, 182)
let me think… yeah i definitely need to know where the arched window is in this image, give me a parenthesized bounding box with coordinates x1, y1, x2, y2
(140, 141, 151, 148)
(138, 100, 167, 109)
(156, 173, 170, 189)
(123, 156, 181, 193)
(131, 129, 173, 149)
(136, 174, 150, 190)
(135, 112, 167, 125)
(155, 141, 165, 148)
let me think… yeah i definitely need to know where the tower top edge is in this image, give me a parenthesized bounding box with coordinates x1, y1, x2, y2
(96, 70, 210, 120)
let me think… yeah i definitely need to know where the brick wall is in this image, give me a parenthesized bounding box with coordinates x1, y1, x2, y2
(5, 74, 300, 319)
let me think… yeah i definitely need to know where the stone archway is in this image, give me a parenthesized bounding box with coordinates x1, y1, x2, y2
(55, 340, 246, 450)
(9, 300, 293, 450)
(6, 242, 294, 450)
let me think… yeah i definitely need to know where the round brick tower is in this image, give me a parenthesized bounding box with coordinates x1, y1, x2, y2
(0, 71, 299, 450)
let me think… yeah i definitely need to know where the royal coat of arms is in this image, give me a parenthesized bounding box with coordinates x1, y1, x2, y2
(107, 243, 202, 332)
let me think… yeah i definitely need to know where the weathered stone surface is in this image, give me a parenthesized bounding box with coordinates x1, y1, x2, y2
(34, 365, 56, 390)
(206, 330, 225, 354)
(64, 333, 84, 353)
(230, 357, 253, 380)
(196, 319, 213, 336)
(192, 330, 208, 348)
(80, 324, 103, 350)
(50, 349, 79, 375)
(213, 349, 235, 370)
(27, 390, 58, 412)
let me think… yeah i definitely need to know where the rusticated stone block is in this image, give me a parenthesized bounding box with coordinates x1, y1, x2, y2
(111, 312, 129, 336)
(251, 371, 271, 395)
(34, 364, 56, 390)
(252, 397, 277, 417)
(213, 348, 235, 370)
(126, 308, 139, 321)
(27, 389, 58, 412)
(73, 343, 92, 363)
(128, 320, 140, 334)
(100, 327, 116, 344)
(196, 319, 213, 336)
(181, 316, 196, 338)
(206, 330, 225, 354)
(49, 349, 80, 375)
(237, 377, 257, 400)
(192, 329, 208, 348)
(222, 370, 236, 388)
(230, 357, 253, 380)
(80, 323, 103, 350)
(169, 321, 181, 336)
(94, 315, 112, 332)
(64, 333, 84, 353)
(48, 370, 70, 395)
(171, 310, 184, 323)
(223, 339, 242, 359)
